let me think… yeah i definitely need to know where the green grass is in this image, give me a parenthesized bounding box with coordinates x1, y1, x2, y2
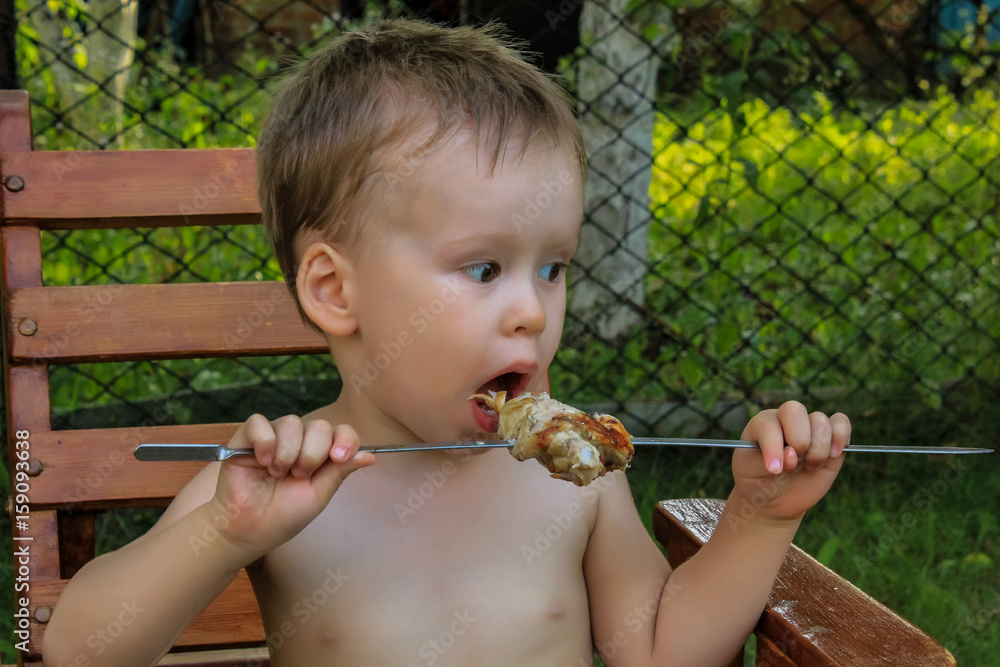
(2, 384, 995, 664)
(6, 23, 998, 663)
(627, 380, 999, 664)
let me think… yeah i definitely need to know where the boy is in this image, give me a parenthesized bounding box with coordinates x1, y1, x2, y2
(43, 19, 850, 666)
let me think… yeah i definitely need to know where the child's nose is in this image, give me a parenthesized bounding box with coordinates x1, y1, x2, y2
(503, 282, 547, 335)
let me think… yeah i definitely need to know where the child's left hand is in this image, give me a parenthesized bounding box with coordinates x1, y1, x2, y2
(732, 400, 851, 523)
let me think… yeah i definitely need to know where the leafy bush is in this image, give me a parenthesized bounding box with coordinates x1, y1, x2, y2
(6, 7, 998, 665)
(554, 87, 1000, 415)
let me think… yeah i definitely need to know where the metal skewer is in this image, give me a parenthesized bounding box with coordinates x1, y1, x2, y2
(134, 440, 994, 462)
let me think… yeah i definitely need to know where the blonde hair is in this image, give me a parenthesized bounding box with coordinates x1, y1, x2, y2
(256, 18, 584, 330)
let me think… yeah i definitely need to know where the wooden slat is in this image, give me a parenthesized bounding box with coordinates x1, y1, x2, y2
(8, 282, 327, 363)
(28, 423, 242, 508)
(755, 635, 797, 667)
(57, 511, 95, 578)
(5, 366, 50, 432)
(17, 511, 60, 581)
(0, 148, 259, 228)
(21, 648, 273, 666)
(0, 90, 31, 152)
(158, 647, 270, 666)
(756, 545, 956, 667)
(653, 499, 956, 667)
(0, 226, 42, 289)
(23, 571, 265, 658)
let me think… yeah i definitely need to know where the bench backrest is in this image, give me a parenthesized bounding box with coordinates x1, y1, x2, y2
(1, 90, 295, 664)
(1, 88, 959, 667)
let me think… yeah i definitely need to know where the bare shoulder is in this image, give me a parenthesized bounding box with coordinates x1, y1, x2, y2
(583, 469, 671, 594)
(584, 469, 665, 555)
(580, 470, 673, 661)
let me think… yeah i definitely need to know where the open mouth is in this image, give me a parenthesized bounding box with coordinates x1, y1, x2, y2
(471, 371, 529, 431)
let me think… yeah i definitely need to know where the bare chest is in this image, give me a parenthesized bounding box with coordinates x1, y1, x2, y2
(251, 454, 599, 665)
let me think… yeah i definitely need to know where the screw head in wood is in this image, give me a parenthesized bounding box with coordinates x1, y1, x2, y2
(4, 174, 24, 192)
(33, 605, 52, 624)
(17, 318, 37, 336)
(26, 458, 43, 476)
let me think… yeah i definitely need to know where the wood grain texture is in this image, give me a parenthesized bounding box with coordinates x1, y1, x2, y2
(157, 647, 271, 666)
(56, 511, 95, 579)
(27, 423, 242, 507)
(0, 148, 259, 228)
(7, 282, 327, 363)
(2, 94, 957, 665)
(0, 99, 271, 666)
(755, 635, 798, 667)
(0, 90, 32, 152)
(22, 571, 265, 659)
(5, 366, 51, 432)
(653, 499, 956, 667)
(19, 511, 60, 581)
(0, 226, 42, 289)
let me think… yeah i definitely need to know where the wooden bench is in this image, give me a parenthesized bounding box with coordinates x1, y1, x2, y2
(1, 89, 956, 666)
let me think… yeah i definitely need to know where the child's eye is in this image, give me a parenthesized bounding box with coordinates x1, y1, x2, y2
(538, 262, 565, 282)
(463, 262, 500, 283)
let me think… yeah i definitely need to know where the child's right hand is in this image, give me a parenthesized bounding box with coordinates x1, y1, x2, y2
(208, 414, 375, 561)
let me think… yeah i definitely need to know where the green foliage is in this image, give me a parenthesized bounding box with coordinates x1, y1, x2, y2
(17, 0, 407, 150)
(24, 46, 270, 150)
(5, 4, 998, 664)
(554, 86, 1000, 413)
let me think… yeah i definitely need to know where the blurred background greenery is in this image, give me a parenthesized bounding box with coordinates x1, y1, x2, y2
(2, 0, 998, 663)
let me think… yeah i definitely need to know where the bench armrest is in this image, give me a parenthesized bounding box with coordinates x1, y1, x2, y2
(653, 498, 956, 667)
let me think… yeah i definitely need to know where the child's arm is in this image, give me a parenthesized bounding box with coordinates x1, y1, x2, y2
(583, 401, 850, 667)
(42, 414, 374, 667)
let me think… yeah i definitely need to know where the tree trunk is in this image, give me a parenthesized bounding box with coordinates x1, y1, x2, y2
(572, 0, 670, 340)
(31, 0, 137, 147)
(0, 0, 18, 88)
(90, 0, 138, 144)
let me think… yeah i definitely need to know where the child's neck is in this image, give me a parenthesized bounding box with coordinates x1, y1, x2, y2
(312, 396, 419, 448)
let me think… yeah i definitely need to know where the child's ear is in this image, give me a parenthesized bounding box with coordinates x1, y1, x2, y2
(296, 241, 358, 337)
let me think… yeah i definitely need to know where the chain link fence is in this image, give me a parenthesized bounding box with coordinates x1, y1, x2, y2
(2, 3, 998, 661)
(6, 0, 1000, 443)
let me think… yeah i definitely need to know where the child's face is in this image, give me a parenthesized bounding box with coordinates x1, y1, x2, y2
(346, 133, 583, 444)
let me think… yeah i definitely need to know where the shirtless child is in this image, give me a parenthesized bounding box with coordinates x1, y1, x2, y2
(43, 19, 851, 667)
